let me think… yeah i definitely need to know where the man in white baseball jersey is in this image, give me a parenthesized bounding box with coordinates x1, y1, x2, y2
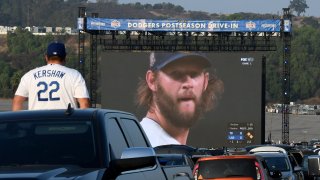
(12, 41, 90, 110)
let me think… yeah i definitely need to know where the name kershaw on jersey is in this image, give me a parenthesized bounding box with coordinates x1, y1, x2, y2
(33, 69, 66, 80)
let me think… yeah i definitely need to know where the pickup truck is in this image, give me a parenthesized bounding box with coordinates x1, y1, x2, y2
(0, 107, 193, 180)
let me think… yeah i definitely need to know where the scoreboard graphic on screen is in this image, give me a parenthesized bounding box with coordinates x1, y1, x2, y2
(227, 122, 254, 144)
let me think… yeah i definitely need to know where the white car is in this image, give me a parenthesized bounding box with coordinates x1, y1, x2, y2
(250, 146, 304, 180)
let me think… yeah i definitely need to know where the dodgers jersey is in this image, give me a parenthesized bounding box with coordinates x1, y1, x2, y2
(15, 64, 89, 110)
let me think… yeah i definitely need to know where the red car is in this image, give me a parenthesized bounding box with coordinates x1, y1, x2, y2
(193, 155, 269, 180)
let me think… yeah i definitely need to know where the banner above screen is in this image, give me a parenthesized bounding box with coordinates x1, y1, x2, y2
(79, 18, 291, 32)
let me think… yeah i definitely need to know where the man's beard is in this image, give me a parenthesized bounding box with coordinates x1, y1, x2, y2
(154, 85, 204, 128)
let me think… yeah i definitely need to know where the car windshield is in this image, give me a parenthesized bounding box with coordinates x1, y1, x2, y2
(198, 159, 257, 179)
(264, 156, 290, 171)
(0, 120, 98, 168)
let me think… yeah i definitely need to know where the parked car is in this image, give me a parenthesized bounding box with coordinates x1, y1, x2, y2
(302, 154, 312, 180)
(154, 144, 225, 167)
(193, 155, 269, 180)
(247, 144, 305, 178)
(287, 153, 305, 180)
(301, 153, 320, 180)
(0, 108, 193, 180)
(304, 155, 320, 180)
(249, 146, 304, 180)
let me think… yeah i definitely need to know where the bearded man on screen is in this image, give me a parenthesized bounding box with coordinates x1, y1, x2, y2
(136, 52, 224, 147)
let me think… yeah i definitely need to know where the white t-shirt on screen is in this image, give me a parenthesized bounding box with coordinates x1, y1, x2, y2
(140, 117, 180, 147)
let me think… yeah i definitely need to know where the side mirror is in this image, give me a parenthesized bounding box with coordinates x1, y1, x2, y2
(308, 155, 320, 177)
(269, 170, 282, 178)
(103, 147, 157, 179)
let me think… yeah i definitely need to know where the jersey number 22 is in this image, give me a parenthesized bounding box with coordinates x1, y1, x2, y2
(37, 81, 60, 101)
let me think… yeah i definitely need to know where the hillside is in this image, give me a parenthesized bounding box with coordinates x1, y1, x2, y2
(1, 1, 319, 28)
(0, 0, 282, 27)
(1, 1, 320, 103)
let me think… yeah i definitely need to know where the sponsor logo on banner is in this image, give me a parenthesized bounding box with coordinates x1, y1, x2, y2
(111, 20, 121, 28)
(91, 21, 105, 27)
(245, 21, 256, 30)
(261, 24, 277, 30)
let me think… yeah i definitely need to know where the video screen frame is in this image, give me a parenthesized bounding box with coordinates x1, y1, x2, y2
(99, 51, 266, 148)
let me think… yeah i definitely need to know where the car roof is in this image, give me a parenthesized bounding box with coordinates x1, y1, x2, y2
(253, 152, 287, 158)
(197, 155, 258, 162)
(0, 108, 133, 121)
(245, 144, 297, 152)
(249, 146, 287, 154)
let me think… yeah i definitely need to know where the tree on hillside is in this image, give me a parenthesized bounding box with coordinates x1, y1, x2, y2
(289, 0, 309, 16)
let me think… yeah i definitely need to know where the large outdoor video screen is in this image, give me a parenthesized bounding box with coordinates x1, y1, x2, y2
(100, 52, 265, 148)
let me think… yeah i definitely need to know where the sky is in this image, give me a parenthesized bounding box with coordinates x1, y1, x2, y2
(117, 0, 320, 17)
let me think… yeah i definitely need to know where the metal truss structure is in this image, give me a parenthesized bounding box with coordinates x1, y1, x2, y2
(281, 8, 292, 144)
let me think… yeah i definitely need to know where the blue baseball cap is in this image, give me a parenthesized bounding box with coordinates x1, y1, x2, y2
(149, 51, 211, 71)
(46, 42, 66, 58)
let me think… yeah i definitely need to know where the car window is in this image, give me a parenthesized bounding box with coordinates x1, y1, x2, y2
(288, 154, 298, 167)
(290, 152, 303, 165)
(198, 159, 257, 179)
(120, 118, 148, 147)
(0, 120, 98, 167)
(264, 156, 291, 171)
(107, 118, 129, 159)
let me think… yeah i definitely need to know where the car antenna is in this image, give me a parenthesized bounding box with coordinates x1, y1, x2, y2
(65, 103, 74, 115)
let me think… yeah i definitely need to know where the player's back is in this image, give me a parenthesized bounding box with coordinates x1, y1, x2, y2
(20, 64, 85, 110)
